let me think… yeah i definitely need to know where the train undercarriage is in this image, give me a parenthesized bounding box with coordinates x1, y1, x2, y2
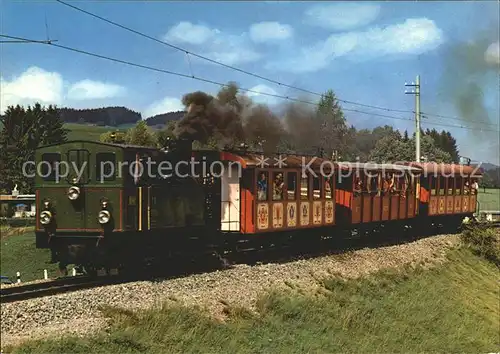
(36, 213, 471, 277)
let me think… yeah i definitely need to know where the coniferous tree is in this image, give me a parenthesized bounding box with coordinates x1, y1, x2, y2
(316, 90, 348, 159)
(0, 103, 68, 193)
(125, 120, 157, 147)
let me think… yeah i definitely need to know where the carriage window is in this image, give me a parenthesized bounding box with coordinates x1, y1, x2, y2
(408, 174, 414, 193)
(463, 178, 470, 195)
(337, 174, 353, 191)
(439, 176, 446, 196)
(324, 176, 333, 199)
(402, 174, 410, 193)
(354, 175, 363, 194)
(455, 177, 462, 195)
(257, 171, 268, 201)
(430, 176, 437, 195)
(313, 176, 321, 200)
(393, 175, 402, 191)
(471, 178, 478, 195)
(96, 153, 116, 182)
(272, 172, 284, 201)
(382, 173, 395, 194)
(287, 172, 297, 200)
(67, 149, 90, 184)
(447, 177, 454, 196)
(41, 153, 61, 181)
(367, 174, 378, 193)
(300, 175, 309, 200)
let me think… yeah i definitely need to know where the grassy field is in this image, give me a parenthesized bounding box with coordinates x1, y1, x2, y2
(5, 243, 499, 353)
(64, 123, 125, 142)
(0, 231, 59, 282)
(478, 188, 500, 211)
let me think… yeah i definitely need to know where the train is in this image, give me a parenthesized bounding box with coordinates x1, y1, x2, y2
(33, 138, 482, 275)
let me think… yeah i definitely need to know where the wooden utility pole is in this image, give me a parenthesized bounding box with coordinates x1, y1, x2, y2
(405, 75, 421, 162)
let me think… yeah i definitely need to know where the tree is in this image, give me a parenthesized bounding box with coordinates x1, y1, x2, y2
(0, 103, 68, 193)
(316, 90, 348, 159)
(424, 129, 459, 163)
(368, 131, 409, 162)
(156, 121, 177, 148)
(125, 120, 157, 147)
(100, 131, 127, 144)
(38, 104, 69, 145)
(369, 132, 452, 163)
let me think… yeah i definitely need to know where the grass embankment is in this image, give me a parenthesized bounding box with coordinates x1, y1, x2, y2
(7, 230, 499, 353)
(0, 231, 59, 282)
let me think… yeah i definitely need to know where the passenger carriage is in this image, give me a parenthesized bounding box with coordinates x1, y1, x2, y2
(206, 151, 341, 235)
(401, 162, 482, 218)
(335, 163, 422, 227)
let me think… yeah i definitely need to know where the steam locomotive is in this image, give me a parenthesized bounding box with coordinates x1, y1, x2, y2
(34, 138, 482, 274)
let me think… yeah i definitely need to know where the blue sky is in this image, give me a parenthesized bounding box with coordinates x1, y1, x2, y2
(1, 1, 499, 164)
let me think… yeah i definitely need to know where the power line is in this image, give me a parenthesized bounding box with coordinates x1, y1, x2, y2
(1, 33, 499, 134)
(0, 38, 56, 44)
(55, 0, 415, 115)
(421, 111, 498, 127)
(54, 0, 500, 129)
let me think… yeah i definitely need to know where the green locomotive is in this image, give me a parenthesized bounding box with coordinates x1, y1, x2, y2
(34, 138, 217, 274)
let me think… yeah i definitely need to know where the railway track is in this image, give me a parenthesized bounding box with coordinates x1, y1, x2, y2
(0, 275, 124, 304)
(1, 222, 497, 304)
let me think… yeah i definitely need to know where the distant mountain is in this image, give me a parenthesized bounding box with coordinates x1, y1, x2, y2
(478, 162, 499, 171)
(58, 107, 142, 126)
(472, 162, 499, 171)
(144, 111, 185, 128)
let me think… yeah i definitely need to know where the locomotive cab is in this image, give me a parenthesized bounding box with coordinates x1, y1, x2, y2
(34, 140, 208, 271)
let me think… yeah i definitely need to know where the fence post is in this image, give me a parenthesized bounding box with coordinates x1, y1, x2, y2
(16, 271, 21, 283)
(44, 269, 48, 280)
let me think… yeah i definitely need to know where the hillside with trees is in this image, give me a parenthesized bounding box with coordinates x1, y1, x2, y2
(2, 82, 495, 194)
(144, 111, 185, 128)
(58, 107, 142, 126)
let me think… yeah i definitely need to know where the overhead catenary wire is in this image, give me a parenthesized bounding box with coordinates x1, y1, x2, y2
(54, 0, 500, 129)
(421, 112, 499, 127)
(55, 0, 416, 115)
(1, 33, 499, 134)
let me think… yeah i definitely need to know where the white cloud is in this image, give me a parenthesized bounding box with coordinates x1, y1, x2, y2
(163, 21, 219, 45)
(304, 3, 380, 31)
(162, 21, 261, 65)
(67, 80, 126, 100)
(249, 22, 293, 43)
(143, 97, 184, 118)
(0, 66, 64, 114)
(0, 66, 127, 114)
(485, 42, 500, 65)
(247, 84, 279, 105)
(267, 18, 444, 73)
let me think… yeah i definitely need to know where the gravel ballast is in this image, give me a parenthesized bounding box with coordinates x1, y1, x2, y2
(1, 234, 459, 348)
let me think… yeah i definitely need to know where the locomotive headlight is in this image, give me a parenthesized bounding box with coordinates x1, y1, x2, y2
(67, 186, 80, 200)
(40, 211, 52, 225)
(98, 210, 111, 224)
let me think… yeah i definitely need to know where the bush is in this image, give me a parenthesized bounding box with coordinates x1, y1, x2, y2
(0, 217, 35, 228)
(460, 225, 500, 266)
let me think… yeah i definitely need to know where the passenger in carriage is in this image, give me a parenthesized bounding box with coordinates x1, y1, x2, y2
(401, 174, 409, 197)
(383, 173, 395, 194)
(324, 177, 331, 197)
(354, 176, 363, 194)
(471, 179, 478, 195)
(273, 173, 284, 200)
(464, 181, 470, 195)
(257, 172, 268, 201)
